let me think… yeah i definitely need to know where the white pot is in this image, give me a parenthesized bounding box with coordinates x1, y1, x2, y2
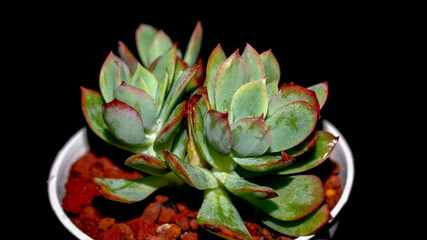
(47, 120, 354, 239)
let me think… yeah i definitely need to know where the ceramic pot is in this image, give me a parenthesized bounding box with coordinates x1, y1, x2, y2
(47, 119, 354, 239)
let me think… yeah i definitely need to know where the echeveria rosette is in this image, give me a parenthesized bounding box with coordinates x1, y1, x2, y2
(81, 21, 340, 239)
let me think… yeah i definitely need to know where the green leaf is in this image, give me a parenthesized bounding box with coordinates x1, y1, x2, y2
(248, 175, 325, 221)
(205, 110, 232, 154)
(267, 101, 318, 152)
(205, 44, 227, 110)
(151, 43, 177, 93)
(277, 130, 338, 175)
(260, 50, 280, 101)
(136, 24, 158, 67)
(155, 70, 169, 116)
(231, 115, 271, 157)
(285, 130, 318, 157)
(154, 100, 187, 156)
(81, 87, 146, 153)
(171, 127, 188, 160)
(99, 52, 131, 103)
(213, 171, 278, 200)
(114, 82, 156, 132)
(125, 154, 170, 176)
(215, 50, 249, 114)
(307, 82, 329, 109)
(130, 63, 158, 99)
(268, 85, 320, 118)
(93, 176, 168, 203)
(188, 92, 236, 171)
(183, 21, 202, 66)
(261, 204, 331, 237)
(163, 149, 218, 190)
(197, 188, 252, 240)
(118, 41, 140, 74)
(147, 30, 173, 66)
(102, 99, 145, 146)
(230, 77, 268, 122)
(242, 43, 265, 82)
(232, 151, 294, 172)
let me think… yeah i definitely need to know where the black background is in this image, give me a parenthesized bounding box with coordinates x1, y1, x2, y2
(9, 2, 408, 239)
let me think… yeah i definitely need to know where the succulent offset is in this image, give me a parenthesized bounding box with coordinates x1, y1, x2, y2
(81, 21, 339, 239)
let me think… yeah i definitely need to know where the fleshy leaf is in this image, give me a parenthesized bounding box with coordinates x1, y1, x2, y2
(232, 151, 295, 172)
(242, 43, 265, 82)
(171, 127, 188, 160)
(197, 188, 252, 240)
(93, 176, 168, 203)
(99, 52, 131, 103)
(155, 70, 169, 116)
(125, 154, 170, 176)
(307, 82, 329, 109)
(114, 81, 156, 132)
(268, 85, 320, 118)
(118, 41, 139, 74)
(231, 114, 271, 157)
(267, 101, 318, 152)
(260, 50, 280, 101)
(205, 110, 232, 154)
(230, 77, 268, 122)
(248, 175, 325, 221)
(261, 204, 331, 237)
(151, 43, 177, 93)
(136, 24, 158, 67)
(163, 149, 218, 190)
(285, 130, 318, 157)
(215, 50, 249, 114)
(277, 131, 338, 175)
(81, 87, 146, 153)
(130, 63, 158, 99)
(186, 114, 208, 168)
(154, 100, 187, 155)
(213, 171, 278, 200)
(102, 99, 145, 146)
(188, 92, 236, 171)
(205, 44, 227, 110)
(183, 21, 202, 66)
(147, 30, 173, 67)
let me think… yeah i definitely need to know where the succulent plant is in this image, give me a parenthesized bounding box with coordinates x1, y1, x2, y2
(81, 21, 339, 239)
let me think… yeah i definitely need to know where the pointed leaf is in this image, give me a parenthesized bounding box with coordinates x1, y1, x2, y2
(261, 204, 331, 237)
(268, 85, 320, 118)
(213, 171, 278, 200)
(248, 175, 325, 221)
(205, 110, 232, 154)
(81, 87, 146, 153)
(260, 50, 280, 100)
(231, 115, 271, 157)
(147, 30, 173, 66)
(93, 176, 168, 203)
(155, 70, 169, 116)
(267, 101, 318, 152)
(188, 92, 236, 171)
(183, 21, 202, 66)
(99, 52, 131, 103)
(151, 43, 177, 92)
(230, 77, 268, 122)
(102, 99, 145, 145)
(185, 57, 204, 94)
(131, 63, 158, 99)
(307, 82, 329, 109)
(285, 130, 318, 157)
(215, 50, 249, 114)
(171, 127, 188, 160)
(197, 188, 252, 240)
(163, 149, 218, 190)
(205, 44, 227, 110)
(136, 24, 158, 67)
(232, 151, 295, 172)
(242, 43, 265, 82)
(125, 154, 170, 176)
(118, 41, 140, 73)
(277, 131, 338, 175)
(154, 100, 187, 155)
(114, 81, 156, 132)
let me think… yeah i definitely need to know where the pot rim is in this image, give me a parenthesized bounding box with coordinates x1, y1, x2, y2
(47, 120, 354, 240)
